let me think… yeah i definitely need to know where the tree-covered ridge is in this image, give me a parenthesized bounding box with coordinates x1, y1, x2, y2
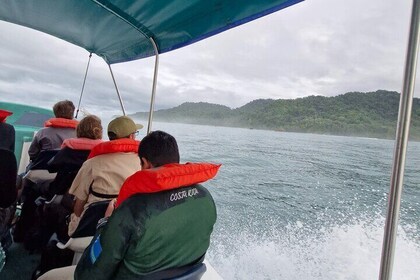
(131, 90, 420, 140)
(150, 102, 232, 121)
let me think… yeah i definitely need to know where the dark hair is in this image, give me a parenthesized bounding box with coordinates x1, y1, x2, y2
(138, 130, 180, 167)
(108, 131, 118, 141)
(53, 100, 75, 119)
(107, 131, 133, 141)
(77, 115, 102, 139)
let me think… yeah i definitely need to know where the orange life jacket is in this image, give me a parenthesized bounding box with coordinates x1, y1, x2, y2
(61, 138, 103, 150)
(115, 162, 221, 207)
(44, 118, 78, 129)
(87, 138, 140, 159)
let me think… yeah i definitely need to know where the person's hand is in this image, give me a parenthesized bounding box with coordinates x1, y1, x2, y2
(104, 198, 117, 218)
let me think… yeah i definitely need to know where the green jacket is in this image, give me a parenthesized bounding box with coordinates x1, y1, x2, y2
(75, 184, 216, 279)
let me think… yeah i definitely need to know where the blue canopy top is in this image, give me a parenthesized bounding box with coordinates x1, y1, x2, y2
(0, 0, 302, 64)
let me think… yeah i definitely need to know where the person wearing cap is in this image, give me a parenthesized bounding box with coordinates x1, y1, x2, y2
(67, 116, 142, 236)
(0, 109, 15, 152)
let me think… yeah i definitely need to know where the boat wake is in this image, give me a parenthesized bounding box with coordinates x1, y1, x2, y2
(208, 216, 420, 280)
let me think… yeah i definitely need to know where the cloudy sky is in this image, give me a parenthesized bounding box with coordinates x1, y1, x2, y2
(0, 0, 415, 118)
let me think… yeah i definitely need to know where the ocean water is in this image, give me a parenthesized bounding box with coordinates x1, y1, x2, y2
(136, 121, 420, 280)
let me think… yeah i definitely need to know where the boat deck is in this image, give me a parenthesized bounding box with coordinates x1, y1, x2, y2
(1, 243, 40, 280)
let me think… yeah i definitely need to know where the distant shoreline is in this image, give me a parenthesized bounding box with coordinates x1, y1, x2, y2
(131, 117, 416, 142)
(130, 90, 420, 141)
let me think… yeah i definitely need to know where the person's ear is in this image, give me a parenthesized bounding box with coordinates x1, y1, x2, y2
(141, 157, 152, 169)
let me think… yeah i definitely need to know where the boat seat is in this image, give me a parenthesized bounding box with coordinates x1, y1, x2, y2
(23, 150, 58, 186)
(44, 194, 63, 205)
(56, 200, 110, 264)
(28, 149, 59, 171)
(169, 263, 207, 280)
(0, 148, 17, 208)
(24, 170, 56, 184)
(0, 148, 17, 250)
(57, 236, 93, 265)
(71, 200, 110, 238)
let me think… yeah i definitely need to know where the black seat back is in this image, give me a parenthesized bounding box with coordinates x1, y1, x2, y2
(71, 200, 110, 238)
(0, 148, 17, 208)
(29, 149, 59, 170)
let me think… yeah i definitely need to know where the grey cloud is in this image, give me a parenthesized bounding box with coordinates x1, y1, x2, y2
(0, 0, 416, 116)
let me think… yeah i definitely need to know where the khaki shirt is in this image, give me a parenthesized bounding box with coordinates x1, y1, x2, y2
(68, 152, 141, 235)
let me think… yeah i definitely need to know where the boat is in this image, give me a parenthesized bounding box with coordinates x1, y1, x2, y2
(0, 1, 419, 280)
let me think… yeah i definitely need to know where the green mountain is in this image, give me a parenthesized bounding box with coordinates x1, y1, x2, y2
(131, 90, 420, 140)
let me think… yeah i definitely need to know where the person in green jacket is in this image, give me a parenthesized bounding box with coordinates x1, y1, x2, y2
(38, 131, 218, 280)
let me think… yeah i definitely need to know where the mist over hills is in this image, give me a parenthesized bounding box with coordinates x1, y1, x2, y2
(131, 90, 420, 140)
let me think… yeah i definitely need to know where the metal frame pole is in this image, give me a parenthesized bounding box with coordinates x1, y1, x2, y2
(91, 0, 158, 130)
(379, 1, 420, 279)
(75, 53, 92, 119)
(147, 37, 159, 134)
(108, 64, 126, 116)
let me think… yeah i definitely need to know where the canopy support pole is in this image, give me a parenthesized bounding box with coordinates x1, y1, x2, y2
(108, 64, 126, 116)
(147, 37, 159, 134)
(379, 1, 420, 279)
(75, 53, 92, 119)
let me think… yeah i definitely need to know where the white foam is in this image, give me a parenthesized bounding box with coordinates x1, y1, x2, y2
(208, 217, 420, 280)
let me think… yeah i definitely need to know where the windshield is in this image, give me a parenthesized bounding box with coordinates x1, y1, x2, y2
(14, 112, 51, 127)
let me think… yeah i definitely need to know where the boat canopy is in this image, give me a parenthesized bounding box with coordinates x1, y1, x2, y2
(0, 0, 302, 64)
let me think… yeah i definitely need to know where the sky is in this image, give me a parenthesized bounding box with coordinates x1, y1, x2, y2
(0, 0, 415, 118)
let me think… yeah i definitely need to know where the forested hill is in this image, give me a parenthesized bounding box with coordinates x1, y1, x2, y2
(131, 90, 420, 140)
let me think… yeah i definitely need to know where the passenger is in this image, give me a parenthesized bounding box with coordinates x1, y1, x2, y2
(47, 115, 104, 197)
(43, 115, 103, 242)
(14, 101, 77, 244)
(28, 100, 78, 162)
(67, 116, 142, 236)
(0, 109, 15, 152)
(23, 100, 77, 192)
(31, 116, 104, 277)
(73, 131, 218, 279)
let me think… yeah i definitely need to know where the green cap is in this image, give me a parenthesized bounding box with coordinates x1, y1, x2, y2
(107, 116, 143, 139)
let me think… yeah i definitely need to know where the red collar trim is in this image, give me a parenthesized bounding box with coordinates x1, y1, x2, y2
(87, 139, 140, 159)
(115, 162, 221, 207)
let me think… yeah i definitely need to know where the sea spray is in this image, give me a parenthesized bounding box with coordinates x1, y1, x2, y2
(208, 216, 420, 280)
